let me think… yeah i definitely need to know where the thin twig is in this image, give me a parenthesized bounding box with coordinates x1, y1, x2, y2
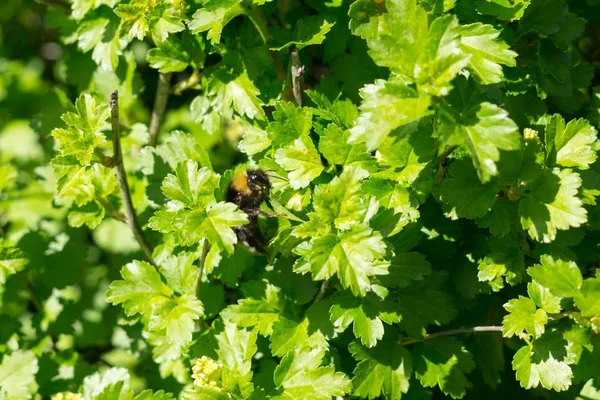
(172, 71, 202, 95)
(313, 280, 330, 304)
(96, 196, 126, 223)
(36, 0, 70, 12)
(289, 45, 304, 107)
(196, 240, 210, 300)
(196, 240, 211, 330)
(398, 326, 503, 346)
(110, 91, 156, 267)
(95, 149, 117, 168)
(246, 7, 286, 80)
(18, 274, 43, 312)
(148, 73, 171, 147)
(435, 145, 457, 182)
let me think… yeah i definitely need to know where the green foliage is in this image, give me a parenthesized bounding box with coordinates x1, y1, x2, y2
(2, 0, 600, 398)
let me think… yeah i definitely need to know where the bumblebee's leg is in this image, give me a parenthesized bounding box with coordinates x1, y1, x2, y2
(235, 218, 268, 255)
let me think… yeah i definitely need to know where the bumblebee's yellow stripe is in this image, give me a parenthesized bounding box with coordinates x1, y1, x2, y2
(231, 172, 252, 195)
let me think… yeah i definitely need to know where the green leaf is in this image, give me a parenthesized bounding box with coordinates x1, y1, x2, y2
(519, 168, 587, 243)
(512, 331, 573, 391)
(349, 78, 431, 152)
(350, 337, 412, 400)
(267, 102, 313, 149)
(415, 15, 471, 96)
(51, 157, 95, 206)
(318, 124, 376, 171)
(396, 273, 457, 338)
(474, 0, 530, 21)
(147, 41, 190, 73)
(459, 23, 517, 84)
(307, 166, 375, 232)
(155, 131, 213, 170)
(0, 350, 38, 399)
(82, 367, 131, 400)
(221, 283, 285, 336)
(161, 161, 219, 209)
(527, 254, 582, 297)
(574, 278, 600, 317)
(70, 0, 107, 20)
(330, 291, 400, 347)
(115, 1, 185, 43)
(217, 322, 258, 397)
(274, 135, 324, 189)
(578, 379, 600, 400)
(134, 389, 175, 400)
(518, 0, 567, 36)
(271, 16, 335, 51)
(69, 14, 123, 71)
(206, 64, 266, 120)
(297, 225, 388, 297)
(360, 0, 423, 72)
(439, 102, 520, 183)
(502, 296, 547, 338)
(193, 202, 249, 254)
(545, 115, 598, 170)
(0, 239, 28, 287)
(273, 347, 351, 400)
(550, 13, 586, 49)
(160, 252, 199, 296)
(413, 337, 476, 399)
(476, 198, 517, 237)
(189, 0, 245, 44)
(238, 122, 271, 156)
(269, 316, 328, 357)
(180, 386, 229, 400)
(440, 160, 498, 219)
(106, 260, 172, 319)
(528, 282, 561, 314)
(380, 252, 432, 289)
(478, 236, 525, 289)
(420, 0, 457, 13)
(67, 199, 105, 229)
(51, 93, 109, 166)
(147, 294, 204, 358)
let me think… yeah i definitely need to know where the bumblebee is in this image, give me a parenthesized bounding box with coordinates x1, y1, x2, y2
(226, 169, 273, 254)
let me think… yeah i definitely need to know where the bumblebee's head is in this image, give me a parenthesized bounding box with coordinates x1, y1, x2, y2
(247, 169, 270, 197)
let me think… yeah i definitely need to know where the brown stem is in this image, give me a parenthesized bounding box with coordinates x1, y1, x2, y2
(435, 145, 457, 182)
(196, 240, 210, 300)
(313, 280, 330, 304)
(196, 240, 211, 330)
(110, 91, 156, 267)
(289, 45, 304, 107)
(96, 196, 126, 223)
(398, 326, 503, 346)
(36, 0, 70, 12)
(18, 274, 43, 312)
(148, 73, 171, 147)
(172, 71, 202, 95)
(246, 7, 286, 80)
(95, 149, 117, 168)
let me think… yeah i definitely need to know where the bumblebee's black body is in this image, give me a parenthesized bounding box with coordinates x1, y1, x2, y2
(226, 169, 271, 254)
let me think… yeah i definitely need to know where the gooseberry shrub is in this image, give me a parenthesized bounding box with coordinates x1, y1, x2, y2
(1, 0, 600, 398)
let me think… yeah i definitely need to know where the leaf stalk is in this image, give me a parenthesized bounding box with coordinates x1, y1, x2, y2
(109, 90, 156, 267)
(148, 72, 172, 147)
(398, 325, 503, 345)
(36, 0, 69, 12)
(246, 7, 286, 80)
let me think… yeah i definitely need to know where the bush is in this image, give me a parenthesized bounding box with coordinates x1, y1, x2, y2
(1, 0, 600, 398)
